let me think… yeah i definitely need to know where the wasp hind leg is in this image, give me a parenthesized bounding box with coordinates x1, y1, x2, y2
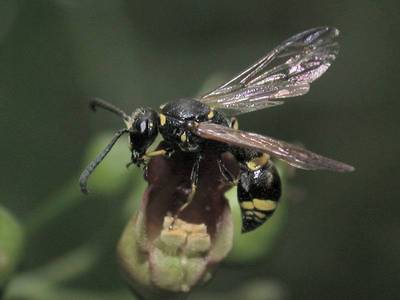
(173, 154, 202, 218)
(237, 153, 281, 233)
(217, 158, 238, 185)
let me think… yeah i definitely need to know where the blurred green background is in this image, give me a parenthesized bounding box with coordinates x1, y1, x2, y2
(0, 0, 399, 299)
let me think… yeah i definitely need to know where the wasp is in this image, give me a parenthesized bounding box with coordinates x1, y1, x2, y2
(79, 27, 354, 233)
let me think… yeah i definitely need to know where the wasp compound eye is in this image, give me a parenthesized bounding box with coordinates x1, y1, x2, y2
(129, 108, 159, 155)
(139, 120, 148, 133)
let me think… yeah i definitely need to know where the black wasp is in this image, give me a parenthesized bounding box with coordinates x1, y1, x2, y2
(80, 27, 354, 233)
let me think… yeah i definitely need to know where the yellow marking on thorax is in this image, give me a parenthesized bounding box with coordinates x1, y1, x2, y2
(159, 113, 167, 126)
(253, 199, 277, 212)
(230, 117, 239, 130)
(180, 132, 187, 142)
(240, 201, 254, 210)
(246, 153, 270, 171)
(207, 108, 215, 119)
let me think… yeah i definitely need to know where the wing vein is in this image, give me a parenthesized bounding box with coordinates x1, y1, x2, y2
(199, 27, 339, 115)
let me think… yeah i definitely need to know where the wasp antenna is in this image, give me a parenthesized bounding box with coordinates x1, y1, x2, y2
(89, 97, 131, 123)
(79, 128, 129, 194)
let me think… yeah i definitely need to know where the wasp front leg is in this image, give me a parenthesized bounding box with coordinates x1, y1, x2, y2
(144, 148, 174, 160)
(127, 146, 174, 169)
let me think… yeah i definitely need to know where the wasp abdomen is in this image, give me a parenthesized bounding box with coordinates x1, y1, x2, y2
(237, 154, 281, 233)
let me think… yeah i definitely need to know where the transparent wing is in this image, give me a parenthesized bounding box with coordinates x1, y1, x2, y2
(194, 122, 354, 172)
(199, 27, 339, 115)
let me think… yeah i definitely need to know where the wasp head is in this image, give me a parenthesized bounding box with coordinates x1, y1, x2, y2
(79, 99, 160, 194)
(127, 108, 159, 164)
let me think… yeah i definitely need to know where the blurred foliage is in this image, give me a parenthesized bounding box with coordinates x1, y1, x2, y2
(0, 206, 25, 287)
(0, 0, 399, 299)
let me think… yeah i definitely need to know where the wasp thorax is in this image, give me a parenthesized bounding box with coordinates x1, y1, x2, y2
(129, 108, 158, 157)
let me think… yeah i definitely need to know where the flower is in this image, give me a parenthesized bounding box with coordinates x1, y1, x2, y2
(117, 143, 237, 297)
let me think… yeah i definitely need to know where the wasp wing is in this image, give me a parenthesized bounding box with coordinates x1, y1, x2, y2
(199, 27, 339, 115)
(194, 122, 354, 172)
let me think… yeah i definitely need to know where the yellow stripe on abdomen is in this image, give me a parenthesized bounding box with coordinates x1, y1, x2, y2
(240, 201, 255, 210)
(252, 199, 277, 212)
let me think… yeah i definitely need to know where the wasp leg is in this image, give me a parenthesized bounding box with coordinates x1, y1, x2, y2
(169, 155, 202, 230)
(217, 158, 238, 185)
(174, 154, 202, 217)
(126, 147, 174, 168)
(187, 154, 202, 203)
(144, 148, 173, 159)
